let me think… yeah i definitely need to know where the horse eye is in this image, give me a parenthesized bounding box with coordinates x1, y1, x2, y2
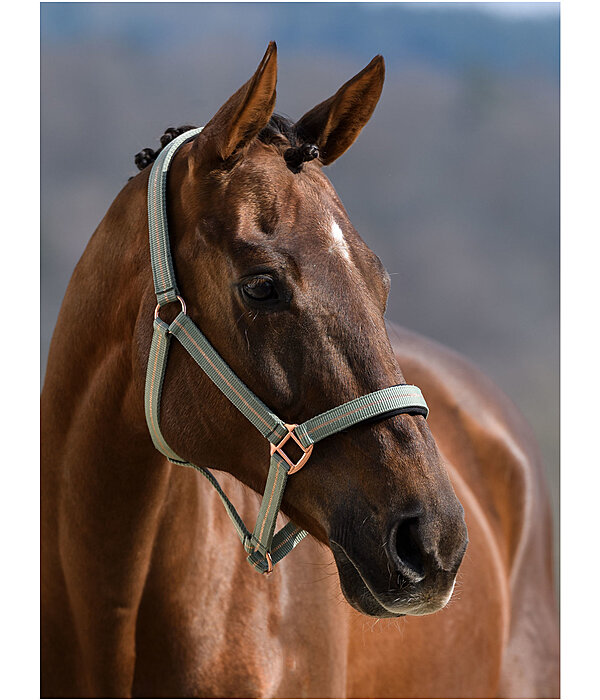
(241, 276, 279, 302)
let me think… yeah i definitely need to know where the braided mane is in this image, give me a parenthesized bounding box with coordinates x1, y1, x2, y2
(132, 115, 318, 178)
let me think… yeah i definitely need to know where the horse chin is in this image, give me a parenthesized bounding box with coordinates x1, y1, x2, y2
(330, 542, 401, 618)
(330, 541, 454, 618)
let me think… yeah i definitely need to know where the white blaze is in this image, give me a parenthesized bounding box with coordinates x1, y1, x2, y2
(330, 219, 351, 261)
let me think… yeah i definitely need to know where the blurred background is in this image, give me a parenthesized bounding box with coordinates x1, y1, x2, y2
(41, 2, 559, 569)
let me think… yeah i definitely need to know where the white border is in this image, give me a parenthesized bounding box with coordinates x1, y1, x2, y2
(10, 1, 599, 698)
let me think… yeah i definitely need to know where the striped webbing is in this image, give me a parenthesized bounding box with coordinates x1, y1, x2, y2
(148, 127, 204, 305)
(144, 128, 429, 574)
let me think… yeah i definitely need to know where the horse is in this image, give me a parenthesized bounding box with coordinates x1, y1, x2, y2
(41, 43, 559, 698)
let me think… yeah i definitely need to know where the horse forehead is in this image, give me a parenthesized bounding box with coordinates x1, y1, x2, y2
(232, 148, 339, 210)
(229, 158, 354, 246)
(269, 200, 356, 262)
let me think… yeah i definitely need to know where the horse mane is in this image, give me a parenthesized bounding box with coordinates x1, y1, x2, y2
(132, 114, 318, 177)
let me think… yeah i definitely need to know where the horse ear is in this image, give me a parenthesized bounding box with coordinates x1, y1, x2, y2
(194, 42, 277, 165)
(294, 55, 385, 165)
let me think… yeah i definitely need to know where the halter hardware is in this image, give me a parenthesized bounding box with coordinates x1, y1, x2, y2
(144, 127, 430, 575)
(264, 551, 273, 575)
(154, 295, 186, 321)
(270, 423, 314, 474)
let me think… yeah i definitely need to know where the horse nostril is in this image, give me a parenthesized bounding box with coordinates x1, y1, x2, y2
(390, 515, 426, 583)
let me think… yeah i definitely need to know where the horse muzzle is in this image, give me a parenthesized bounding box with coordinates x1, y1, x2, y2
(330, 508, 468, 618)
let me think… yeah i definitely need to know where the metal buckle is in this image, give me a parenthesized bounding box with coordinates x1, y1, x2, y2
(154, 295, 186, 321)
(264, 552, 273, 575)
(248, 547, 273, 575)
(270, 423, 313, 475)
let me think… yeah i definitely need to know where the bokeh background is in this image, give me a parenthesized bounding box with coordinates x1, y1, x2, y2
(41, 2, 559, 567)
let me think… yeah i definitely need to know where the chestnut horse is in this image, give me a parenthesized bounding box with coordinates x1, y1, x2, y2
(41, 44, 558, 698)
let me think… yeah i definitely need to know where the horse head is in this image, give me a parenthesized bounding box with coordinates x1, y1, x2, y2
(133, 43, 467, 617)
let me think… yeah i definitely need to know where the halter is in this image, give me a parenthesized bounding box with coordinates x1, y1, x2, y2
(144, 128, 429, 574)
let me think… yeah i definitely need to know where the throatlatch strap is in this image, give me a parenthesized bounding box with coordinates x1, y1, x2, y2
(144, 126, 431, 575)
(148, 127, 204, 305)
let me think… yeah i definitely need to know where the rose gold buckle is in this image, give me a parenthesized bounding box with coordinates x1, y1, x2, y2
(154, 295, 186, 321)
(270, 423, 313, 475)
(264, 552, 273, 575)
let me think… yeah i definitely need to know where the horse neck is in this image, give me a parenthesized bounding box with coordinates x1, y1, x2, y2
(42, 174, 155, 467)
(42, 173, 245, 600)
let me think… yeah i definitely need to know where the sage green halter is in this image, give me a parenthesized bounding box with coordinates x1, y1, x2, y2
(144, 127, 429, 574)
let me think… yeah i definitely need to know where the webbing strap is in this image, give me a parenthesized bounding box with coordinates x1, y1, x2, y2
(145, 312, 310, 572)
(145, 321, 251, 541)
(249, 453, 290, 555)
(247, 520, 307, 573)
(148, 127, 204, 305)
(145, 312, 429, 573)
(144, 127, 430, 575)
(169, 313, 288, 444)
(175, 457, 305, 572)
(295, 385, 428, 447)
(144, 321, 187, 464)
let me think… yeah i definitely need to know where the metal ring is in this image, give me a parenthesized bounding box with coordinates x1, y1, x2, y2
(154, 295, 186, 320)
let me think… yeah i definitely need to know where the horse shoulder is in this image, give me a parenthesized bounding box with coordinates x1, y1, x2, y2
(132, 468, 350, 698)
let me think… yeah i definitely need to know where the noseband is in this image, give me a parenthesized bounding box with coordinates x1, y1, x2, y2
(144, 128, 429, 574)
